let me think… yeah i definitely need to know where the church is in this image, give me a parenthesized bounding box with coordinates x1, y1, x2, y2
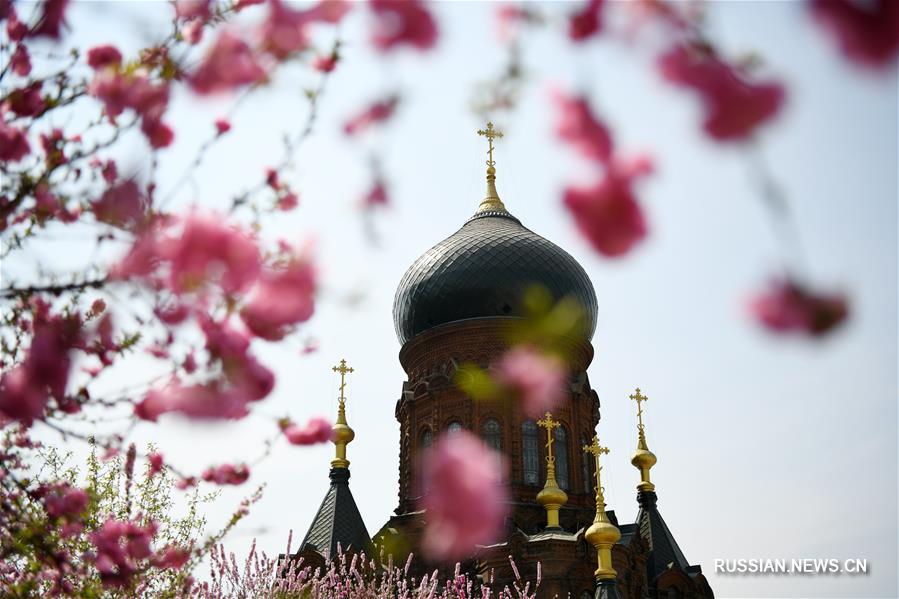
(286, 124, 714, 599)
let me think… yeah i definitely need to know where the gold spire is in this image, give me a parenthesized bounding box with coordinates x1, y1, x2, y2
(583, 434, 621, 580)
(476, 121, 508, 214)
(629, 387, 657, 492)
(330, 359, 355, 469)
(536, 412, 568, 529)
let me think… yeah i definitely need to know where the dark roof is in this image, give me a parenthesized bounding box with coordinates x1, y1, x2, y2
(296, 468, 371, 560)
(635, 491, 693, 583)
(595, 578, 622, 599)
(392, 210, 598, 346)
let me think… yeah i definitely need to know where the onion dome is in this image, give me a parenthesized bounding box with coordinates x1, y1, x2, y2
(392, 123, 598, 346)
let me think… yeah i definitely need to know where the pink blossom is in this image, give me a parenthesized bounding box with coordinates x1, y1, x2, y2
(31, 0, 69, 38)
(90, 517, 158, 588)
(189, 30, 266, 94)
(552, 90, 613, 163)
(260, 0, 351, 59)
(175, 0, 210, 21)
(810, 0, 899, 68)
(240, 256, 316, 340)
(418, 431, 508, 560)
(235, 0, 265, 10)
(101, 159, 118, 183)
(155, 301, 190, 325)
(87, 45, 123, 69)
(312, 52, 338, 72)
(343, 96, 399, 136)
(43, 483, 89, 520)
(92, 180, 145, 227)
(202, 463, 250, 485)
(281, 416, 334, 445)
(563, 160, 651, 257)
(750, 279, 848, 336)
(363, 180, 388, 207)
(135, 382, 253, 421)
(276, 192, 299, 211)
(6, 83, 45, 117)
(153, 545, 190, 570)
(658, 42, 785, 141)
(148, 452, 164, 475)
(369, 0, 438, 52)
(0, 121, 30, 162)
(0, 366, 47, 426)
(10, 44, 31, 76)
(91, 299, 106, 315)
(89, 71, 173, 147)
(141, 117, 174, 149)
(6, 9, 27, 41)
(569, 0, 604, 42)
(495, 346, 567, 418)
(214, 118, 231, 135)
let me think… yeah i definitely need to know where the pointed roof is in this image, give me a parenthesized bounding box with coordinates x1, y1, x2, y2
(296, 468, 370, 560)
(635, 490, 694, 582)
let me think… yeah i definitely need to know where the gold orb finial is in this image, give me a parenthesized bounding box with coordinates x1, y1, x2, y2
(476, 121, 507, 214)
(536, 412, 568, 529)
(330, 359, 355, 469)
(583, 434, 621, 580)
(630, 387, 657, 492)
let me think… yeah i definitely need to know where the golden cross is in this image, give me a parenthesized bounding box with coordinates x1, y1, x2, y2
(583, 434, 610, 499)
(477, 121, 503, 167)
(332, 359, 354, 405)
(537, 412, 560, 463)
(630, 387, 648, 431)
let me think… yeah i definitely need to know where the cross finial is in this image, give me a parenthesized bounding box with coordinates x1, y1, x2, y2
(583, 434, 610, 501)
(630, 387, 648, 431)
(332, 359, 354, 406)
(537, 412, 560, 463)
(477, 121, 503, 167)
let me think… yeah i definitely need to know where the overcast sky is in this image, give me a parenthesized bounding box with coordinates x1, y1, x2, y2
(14, 2, 897, 597)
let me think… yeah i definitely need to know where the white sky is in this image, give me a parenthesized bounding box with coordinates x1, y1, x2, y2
(7, 2, 897, 597)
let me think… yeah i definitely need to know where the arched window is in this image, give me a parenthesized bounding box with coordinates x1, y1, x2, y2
(522, 420, 539, 485)
(554, 425, 570, 491)
(482, 418, 501, 451)
(447, 421, 463, 435)
(582, 434, 593, 494)
(420, 428, 432, 449)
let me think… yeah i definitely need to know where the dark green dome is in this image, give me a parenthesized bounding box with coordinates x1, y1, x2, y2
(393, 208, 598, 346)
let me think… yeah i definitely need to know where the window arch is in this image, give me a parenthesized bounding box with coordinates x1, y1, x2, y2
(522, 420, 539, 485)
(554, 425, 570, 491)
(582, 433, 593, 494)
(420, 428, 433, 449)
(447, 421, 463, 435)
(482, 418, 502, 451)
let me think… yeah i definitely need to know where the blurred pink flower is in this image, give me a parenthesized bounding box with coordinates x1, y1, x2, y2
(10, 44, 31, 76)
(214, 118, 231, 135)
(202, 463, 250, 485)
(810, 0, 899, 68)
(87, 45, 123, 69)
(135, 382, 254, 421)
(563, 160, 651, 257)
(31, 0, 69, 38)
(343, 95, 399, 135)
(260, 0, 351, 59)
(6, 82, 45, 117)
(189, 30, 266, 94)
(89, 71, 173, 148)
(182, 18, 204, 44)
(43, 482, 89, 520)
(240, 256, 316, 340)
(418, 431, 508, 561)
(312, 52, 338, 72)
(276, 192, 299, 211)
(281, 416, 334, 445)
(235, 0, 265, 10)
(153, 545, 190, 570)
(6, 9, 28, 41)
(0, 366, 47, 426)
(495, 346, 567, 418)
(552, 90, 613, 163)
(90, 299, 106, 315)
(370, 0, 438, 52)
(148, 452, 164, 476)
(175, 0, 210, 21)
(0, 121, 30, 162)
(92, 180, 145, 227)
(363, 180, 388, 207)
(750, 279, 848, 336)
(569, 0, 604, 42)
(91, 518, 158, 588)
(658, 42, 785, 141)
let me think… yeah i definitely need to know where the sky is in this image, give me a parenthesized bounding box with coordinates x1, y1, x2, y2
(8, 1, 897, 597)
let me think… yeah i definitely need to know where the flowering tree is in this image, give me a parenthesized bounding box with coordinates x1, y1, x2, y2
(1, 0, 896, 595)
